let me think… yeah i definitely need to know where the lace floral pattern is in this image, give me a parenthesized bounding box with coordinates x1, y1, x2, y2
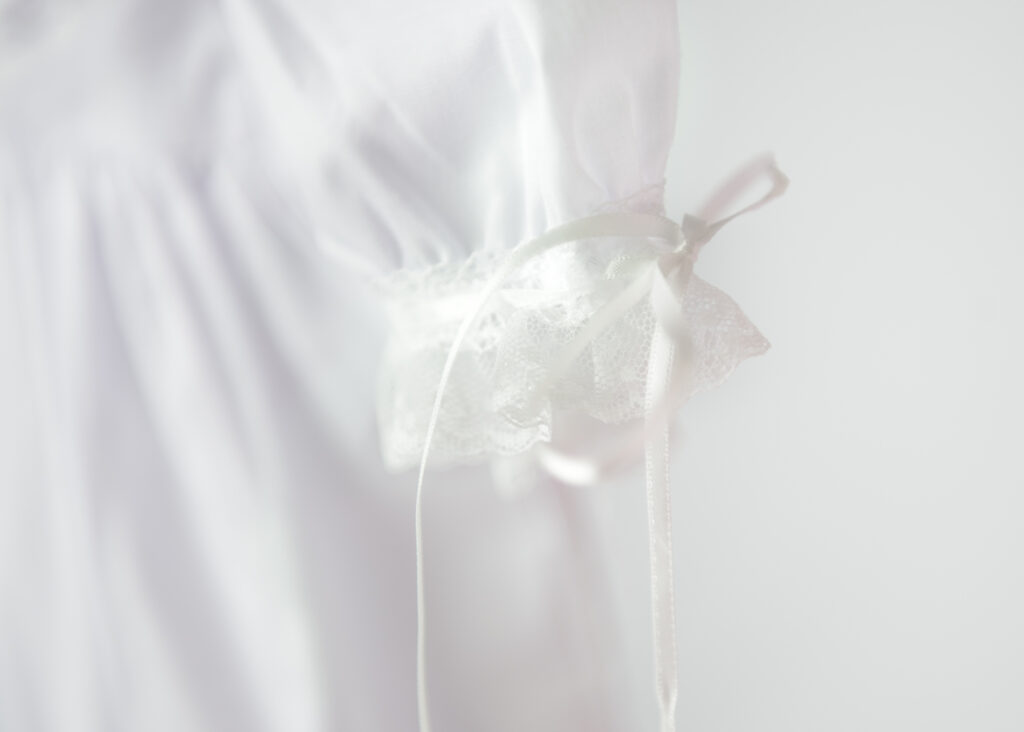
(375, 188, 770, 473)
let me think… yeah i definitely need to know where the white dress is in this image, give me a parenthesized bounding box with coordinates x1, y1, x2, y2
(0, 1, 770, 730)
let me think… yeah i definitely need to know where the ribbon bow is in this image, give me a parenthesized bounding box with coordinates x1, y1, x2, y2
(414, 156, 788, 732)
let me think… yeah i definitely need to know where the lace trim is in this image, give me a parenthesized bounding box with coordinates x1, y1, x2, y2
(375, 183, 768, 472)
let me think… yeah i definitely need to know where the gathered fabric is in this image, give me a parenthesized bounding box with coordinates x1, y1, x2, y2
(396, 155, 788, 732)
(1, 0, 782, 728)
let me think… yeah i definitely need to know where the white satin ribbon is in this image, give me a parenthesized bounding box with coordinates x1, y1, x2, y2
(414, 156, 787, 732)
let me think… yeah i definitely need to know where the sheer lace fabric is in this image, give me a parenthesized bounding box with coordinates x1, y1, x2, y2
(377, 205, 770, 473)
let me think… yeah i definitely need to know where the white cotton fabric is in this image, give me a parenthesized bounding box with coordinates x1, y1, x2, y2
(0, 0, 758, 730)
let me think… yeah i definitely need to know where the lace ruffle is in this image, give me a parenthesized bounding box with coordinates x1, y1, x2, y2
(376, 220, 769, 473)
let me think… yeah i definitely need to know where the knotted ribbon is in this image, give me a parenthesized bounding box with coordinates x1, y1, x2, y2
(414, 156, 787, 732)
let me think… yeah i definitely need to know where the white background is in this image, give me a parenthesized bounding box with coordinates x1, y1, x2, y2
(602, 1, 1024, 729)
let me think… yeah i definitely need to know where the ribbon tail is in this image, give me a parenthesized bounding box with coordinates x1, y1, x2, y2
(645, 324, 679, 732)
(413, 211, 681, 732)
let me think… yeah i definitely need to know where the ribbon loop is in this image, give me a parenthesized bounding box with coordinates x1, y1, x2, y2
(412, 157, 787, 732)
